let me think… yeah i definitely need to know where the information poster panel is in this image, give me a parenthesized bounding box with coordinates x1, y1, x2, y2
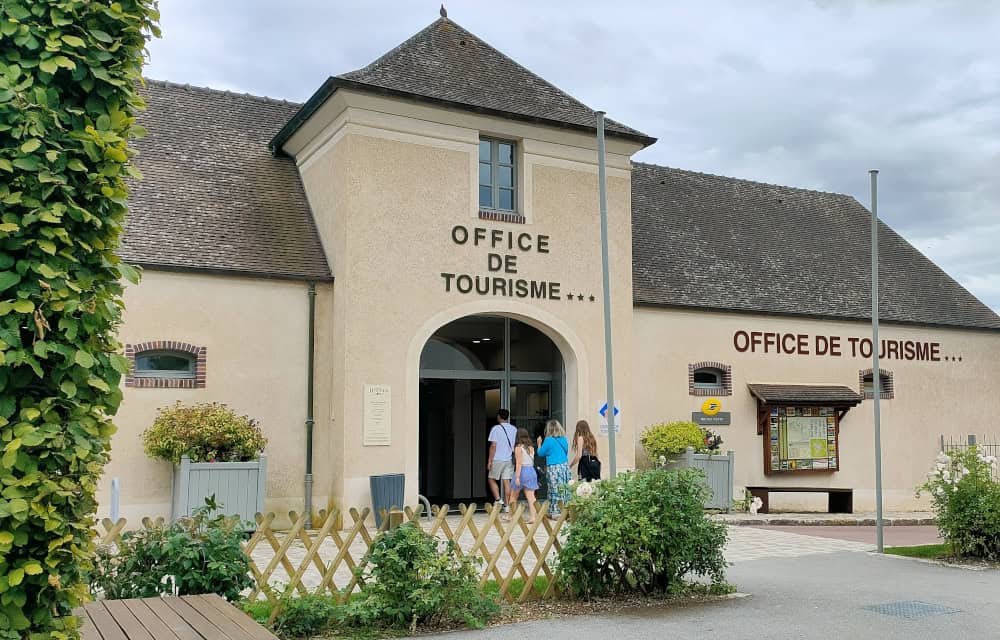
(767, 406, 838, 473)
(363, 384, 391, 446)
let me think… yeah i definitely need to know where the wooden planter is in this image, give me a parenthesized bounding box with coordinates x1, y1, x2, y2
(171, 455, 267, 523)
(663, 447, 735, 511)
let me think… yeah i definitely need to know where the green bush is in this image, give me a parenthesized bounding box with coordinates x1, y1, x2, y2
(919, 447, 1000, 560)
(640, 421, 706, 461)
(557, 468, 728, 597)
(89, 497, 254, 601)
(141, 402, 267, 463)
(271, 593, 342, 639)
(344, 523, 500, 631)
(0, 1, 159, 636)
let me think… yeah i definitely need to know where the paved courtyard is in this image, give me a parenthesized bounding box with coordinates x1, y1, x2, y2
(246, 513, 875, 595)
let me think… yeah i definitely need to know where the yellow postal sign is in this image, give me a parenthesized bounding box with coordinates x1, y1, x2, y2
(701, 398, 723, 416)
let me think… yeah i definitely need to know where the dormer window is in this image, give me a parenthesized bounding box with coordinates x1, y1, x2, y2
(479, 138, 516, 211)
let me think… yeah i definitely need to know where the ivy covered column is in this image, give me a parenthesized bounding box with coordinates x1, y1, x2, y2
(0, 2, 159, 638)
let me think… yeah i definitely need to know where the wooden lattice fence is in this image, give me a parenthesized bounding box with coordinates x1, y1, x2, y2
(96, 501, 569, 605)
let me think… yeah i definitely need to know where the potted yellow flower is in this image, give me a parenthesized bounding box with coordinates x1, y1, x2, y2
(142, 402, 268, 522)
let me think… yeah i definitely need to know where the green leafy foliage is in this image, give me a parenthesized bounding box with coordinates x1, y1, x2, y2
(343, 523, 500, 631)
(918, 447, 1000, 560)
(640, 421, 706, 461)
(0, 1, 159, 637)
(556, 468, 728, 597)
(270, 593, 343, 639)
(89, 496, 253, 601)
(141, 402, 267, 464)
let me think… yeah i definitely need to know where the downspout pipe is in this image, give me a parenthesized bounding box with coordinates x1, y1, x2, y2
(305, 283, 317, 528)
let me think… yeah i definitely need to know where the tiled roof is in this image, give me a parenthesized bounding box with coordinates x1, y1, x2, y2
(747, 384, 864, 406)
(121, 80, 331, 281)
(123, 84, 999, 333)
(631, 163, 1000, 330)
(270, 17, 654, 153)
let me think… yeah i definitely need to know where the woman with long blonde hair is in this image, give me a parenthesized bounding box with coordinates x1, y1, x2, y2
(569, 420, 601, 481)
(536, 419, 570, 517)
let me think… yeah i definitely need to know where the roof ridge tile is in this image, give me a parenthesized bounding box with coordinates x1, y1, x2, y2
(632, 161, 853, 199)
(143, 77, 301, 108)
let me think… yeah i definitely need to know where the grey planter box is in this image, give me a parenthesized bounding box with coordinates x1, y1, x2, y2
(171, 455, 267, 523)
(665, 447, 734, 511)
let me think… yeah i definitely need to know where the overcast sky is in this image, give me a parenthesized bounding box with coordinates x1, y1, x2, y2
(145, 1, 1000, 312)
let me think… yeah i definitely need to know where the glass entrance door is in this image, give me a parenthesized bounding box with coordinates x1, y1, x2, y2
(419, 316, 564, 505)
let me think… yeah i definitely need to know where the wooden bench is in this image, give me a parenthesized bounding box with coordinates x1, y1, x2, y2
(78, 593, 277, 640)
(746, 486, 853, 515)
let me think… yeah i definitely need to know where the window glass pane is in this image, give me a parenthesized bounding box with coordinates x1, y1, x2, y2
(498, 165, 513, 188)
(479, 140, 491, 161)
(479, 185, 492, 208)
(693, 370, 720, 385)
(136, 353, 192, 372)
(499, 188, 514, 210)
(498, 143, 513, 164)
(479, 162, 492, 186)
(421, 315, 506, 371)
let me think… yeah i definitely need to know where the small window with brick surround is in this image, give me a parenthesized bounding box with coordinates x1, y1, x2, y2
(688, 362, 732, 396)
(126, 341, 206, 389)
(860, 368, 894, 399)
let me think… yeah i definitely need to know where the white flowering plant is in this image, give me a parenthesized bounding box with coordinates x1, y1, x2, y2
(918, 446, 1000, 560)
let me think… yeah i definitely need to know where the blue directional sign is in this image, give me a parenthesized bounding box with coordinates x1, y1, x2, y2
(599, 402, 620, 418)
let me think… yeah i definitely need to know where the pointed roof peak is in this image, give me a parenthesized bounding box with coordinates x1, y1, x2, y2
(271, 17, 654, 152)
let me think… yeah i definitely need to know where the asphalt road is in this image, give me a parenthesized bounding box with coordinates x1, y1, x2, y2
(424, 551, 1000, 640)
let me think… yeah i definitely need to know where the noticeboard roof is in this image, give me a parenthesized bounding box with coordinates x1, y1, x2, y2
(747, 384, 863, 407)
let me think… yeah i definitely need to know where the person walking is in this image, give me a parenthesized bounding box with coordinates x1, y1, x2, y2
(487, 408, 517, 512)
(537, 419, 570, 517)
(504, 428, 539, 524)
(569, 419, 601, 481)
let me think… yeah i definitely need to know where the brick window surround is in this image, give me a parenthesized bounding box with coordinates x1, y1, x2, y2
(859, 367, 894, 400)
(125, 341, 206, 389)
(688, 361, 733, 396)
(479, 209, 526, 224)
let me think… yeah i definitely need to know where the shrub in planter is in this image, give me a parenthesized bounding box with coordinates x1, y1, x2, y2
(142, 402, 266, 463)
(918, 447, 1000, 560)
(557, 468, 728, 597)
(640, 421, 706, 462)
(343, 523, 500, 631)
(90, 497, 254, 600)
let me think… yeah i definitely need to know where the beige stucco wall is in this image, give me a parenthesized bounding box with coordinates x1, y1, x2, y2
(296, 93, 641, 513)
(100, 270, 334, 524)
(632, 307, 1000, 511)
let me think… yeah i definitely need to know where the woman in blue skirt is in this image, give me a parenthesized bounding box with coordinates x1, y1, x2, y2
(505, 427, 539, 524)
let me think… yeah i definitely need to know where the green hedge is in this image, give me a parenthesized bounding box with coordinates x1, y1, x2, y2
(0, 2, 158, 637)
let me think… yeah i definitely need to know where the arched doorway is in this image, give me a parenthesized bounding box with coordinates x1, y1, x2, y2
(418, 315, 565, 505)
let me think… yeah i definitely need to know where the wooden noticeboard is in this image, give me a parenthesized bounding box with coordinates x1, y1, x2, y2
(763, 406, 840, 474)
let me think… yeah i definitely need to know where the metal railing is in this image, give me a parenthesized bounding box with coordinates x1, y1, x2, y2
(940, 434, 1000, 479)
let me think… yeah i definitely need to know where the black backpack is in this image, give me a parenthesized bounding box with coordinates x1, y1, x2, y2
(578, 455, 601, 481)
